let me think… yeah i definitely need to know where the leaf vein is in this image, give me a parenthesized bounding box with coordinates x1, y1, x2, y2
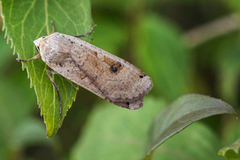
(21, 0, 37, 57)
(53, 0, 79, 34)
(44, 0, 49, 35)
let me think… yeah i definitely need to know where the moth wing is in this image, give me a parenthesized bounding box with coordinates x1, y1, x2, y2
(44, 55, 143, 110)
(39, 33, 145, 109)
(70, 43, 153, 103)
(110, 97, 144, 110)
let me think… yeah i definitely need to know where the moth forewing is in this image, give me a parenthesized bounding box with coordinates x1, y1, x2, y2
(70, 41, 153, 103)
(19, 22, 153, 120)
(36, 32, 153, 109)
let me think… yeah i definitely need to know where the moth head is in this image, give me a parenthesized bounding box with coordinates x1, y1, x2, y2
(33, 37, 45, 52)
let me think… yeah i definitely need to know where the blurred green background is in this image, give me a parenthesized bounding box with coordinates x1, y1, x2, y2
(1, 0, 240, 159)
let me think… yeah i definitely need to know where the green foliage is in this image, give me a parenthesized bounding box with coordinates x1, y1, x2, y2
(1, 0, 93, 137)
(71, 97, 166, 160)
(1, 0, 240, 159)
(134, 13, 192, 100)
(70, 95, 235, 160)
(151, 122, 225, 160)
(144, 94, 236, 159)
(219, 138, 240, 159)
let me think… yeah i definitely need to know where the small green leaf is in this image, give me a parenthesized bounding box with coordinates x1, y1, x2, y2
(143, 94, 237, 159)
(1, 0, 93, 137)
(219, 138, 240, 160)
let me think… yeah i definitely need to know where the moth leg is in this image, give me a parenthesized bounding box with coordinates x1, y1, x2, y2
(50, 21, 55, 34)
(75, 25, 97, 38)
(16, 53, 41, 62)
(46, 68, 62, 120)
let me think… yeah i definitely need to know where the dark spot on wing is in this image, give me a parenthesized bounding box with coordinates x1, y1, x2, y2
(110, 62, 122, 73)
(110, 65, 118, 73)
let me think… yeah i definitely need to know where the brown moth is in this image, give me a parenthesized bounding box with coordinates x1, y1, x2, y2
(17, 22, 153, 119)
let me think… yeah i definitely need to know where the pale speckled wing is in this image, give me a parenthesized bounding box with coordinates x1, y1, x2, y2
(70, 41, 153, 103)
(37, 32, 153, 109)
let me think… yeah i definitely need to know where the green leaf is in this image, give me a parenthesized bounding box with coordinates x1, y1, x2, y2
(1, 0, 93, 137)
(219, 138, 240, 159)
(70, 95, 236, 160)
(144, 94, 237, 159)
(0, 29, 40, 160)
(70, 97, 167, 160)
(219, 118, 240, 160)
(152, 122, 225, 160)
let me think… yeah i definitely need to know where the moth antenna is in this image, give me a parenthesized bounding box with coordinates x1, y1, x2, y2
(75, 25, 97, 38)
(46, 68, 62, 120)
(50, 21, 55, 34)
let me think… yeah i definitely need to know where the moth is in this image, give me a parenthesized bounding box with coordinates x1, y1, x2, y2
(17, 21, 153, 119)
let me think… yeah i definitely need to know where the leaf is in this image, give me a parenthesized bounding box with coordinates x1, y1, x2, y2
(0, 30, 49, 158)
(143, 94, 237, 159)
(70, 95, 236, 160)
(0, 29, 40, 160)
(219, 138, 240, 159)
(1, 0, 93, 137)
(70, 97, 167, 160)
(152, 122, 225, 160)
(219, 118, 240, 160)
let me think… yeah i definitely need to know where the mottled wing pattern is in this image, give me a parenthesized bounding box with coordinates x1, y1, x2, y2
(39, 33, 152, 110)
(69, 38, 153, 103)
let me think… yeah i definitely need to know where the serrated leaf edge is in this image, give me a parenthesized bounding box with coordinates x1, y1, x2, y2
(1, 6, 78, 136)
